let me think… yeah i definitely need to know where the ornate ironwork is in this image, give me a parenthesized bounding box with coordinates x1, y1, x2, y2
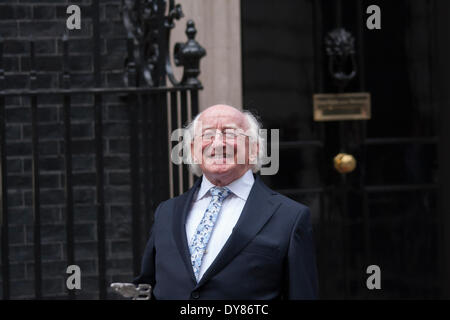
(121, 0, 206, 87)
(325, 28, 357, 90)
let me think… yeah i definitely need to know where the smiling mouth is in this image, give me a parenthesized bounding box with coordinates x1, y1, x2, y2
(205, 154, 235, 164)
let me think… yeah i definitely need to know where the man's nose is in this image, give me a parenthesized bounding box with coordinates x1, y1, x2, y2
(210, 132, 226, 148)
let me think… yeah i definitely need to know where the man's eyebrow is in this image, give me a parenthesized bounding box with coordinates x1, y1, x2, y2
(222, 125, 239, 129)
(201, 125, 240, 131)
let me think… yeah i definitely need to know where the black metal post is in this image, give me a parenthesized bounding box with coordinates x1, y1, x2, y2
(29, 40, 42, 299)
(0, 35, 10, 300)
(127, 37, 142, 277)
(180, 90, 189, 192)
(92, 0, 107, 299)
(170, 91, 180, 197)
(62, 34, 75, 299)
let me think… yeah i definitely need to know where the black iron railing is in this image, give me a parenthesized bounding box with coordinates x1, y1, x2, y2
(0, 0, 205, 299)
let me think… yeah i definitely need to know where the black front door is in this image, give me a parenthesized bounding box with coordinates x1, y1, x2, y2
(242, 0, 448, 298)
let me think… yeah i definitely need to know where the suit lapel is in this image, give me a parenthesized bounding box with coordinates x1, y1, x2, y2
(195, 175, 280, 289)
(172, 177, 202, 284)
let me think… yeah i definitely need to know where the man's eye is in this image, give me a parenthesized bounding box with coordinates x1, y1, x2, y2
(202, 131, 215, 138)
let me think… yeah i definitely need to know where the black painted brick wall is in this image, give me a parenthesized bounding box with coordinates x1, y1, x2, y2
(0, 0, 136, 299)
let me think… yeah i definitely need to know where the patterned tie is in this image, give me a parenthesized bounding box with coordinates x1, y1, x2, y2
(189, 186, 231, 282)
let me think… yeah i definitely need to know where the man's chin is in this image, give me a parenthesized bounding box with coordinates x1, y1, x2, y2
(202, 160, 237, 173)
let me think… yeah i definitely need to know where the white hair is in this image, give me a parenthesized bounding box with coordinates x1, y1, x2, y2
(183, 108, 266, 177)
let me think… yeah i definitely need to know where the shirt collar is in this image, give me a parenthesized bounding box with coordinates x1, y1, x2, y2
(195, 169, 255, 201)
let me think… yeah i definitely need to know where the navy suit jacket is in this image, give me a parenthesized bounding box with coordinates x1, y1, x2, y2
(133, 175, 319, 300)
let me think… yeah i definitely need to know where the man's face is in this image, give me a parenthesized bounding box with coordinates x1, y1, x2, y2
(191, 105, 254, 182)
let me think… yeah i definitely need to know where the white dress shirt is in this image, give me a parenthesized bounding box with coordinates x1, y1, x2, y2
(185, 169, 255, 281)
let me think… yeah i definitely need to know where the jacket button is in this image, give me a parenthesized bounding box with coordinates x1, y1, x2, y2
(191, 291, 200, 299)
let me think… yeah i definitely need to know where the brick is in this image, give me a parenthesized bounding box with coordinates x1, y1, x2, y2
(74, 241, 97, 259)
(7, 106, 58, 123)
(72, 123, 93, 139)
(57, 37, 99, 55)
(23, 123, 64, 140)
(40, 260, 69, 277)
(101, 53, 123, 71)
(6, 124, 21, 140)
(3, 74, 27, 90)
(106, 258, 132, 274)
(104, 155, 129, 170)
(10, 280, 33, 298)
(35, 39, 57, 54)
(42, 243, 63, 261)
(7, 142, 31, 156)
(4, 97, 21, 106)
(110, 205, 131, 221)
(0, 21, 19, 37)
(105, 38, 127, 54)
(70, 105, 94, 121)
(39, 189, 64, 205)
(9, 207, 32, 225)
(109, 240, 131, 258)
(38, 140, 60, 155)
(9, 245, 34, 262)
(106, 72, 126, 87)
(74, 223, 96, 241)
(73, 205, 96, 222)
(73, 187, 95, 204)
(18, 0, 68, 3)
(41, 206, 61, 223)
(109, 217, 131, 239)
(69, 55, 92, 72)
(108, 172, 130, 185)
(33, 5, 57, 20)
(31, 95, 61, 107)
(9, 225, 26, 245)
(33, 224, 65, 243)
(6, 107, 31, 123)
(72, 155, 94, 171)
(40, 173, 61, 189)
(71, 172, 96, 186)
(19, 21, 90, 38)
(6, 159, 23, 174)
(106, 105, 128, 121)
(77, 259, 97, 275)
(7, 191, 23, 207)
(10, 263, 26, 280)
(108, 138, 129, 154)
(100, 21, 126, 38)
(76, 275, 98, 292)
(21, 56, 63, 72)
(109, 274, 133, 284)
(2, 56, 20, 73)
(0, 5, 16, 20)
(104, 186, 130, 204)
(24, 156, 65, 172)
(103, 4, 122, 22)
(7, 174, 32, 190)
(43, 278, 64, 295)
(3, 40, 27, 55)
(103, 122, 129, 138)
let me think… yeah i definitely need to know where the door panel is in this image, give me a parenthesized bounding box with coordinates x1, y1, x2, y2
(242, 0, 444, 298)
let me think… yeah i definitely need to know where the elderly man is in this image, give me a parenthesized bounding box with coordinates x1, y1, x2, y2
(133, 104, 318, 299)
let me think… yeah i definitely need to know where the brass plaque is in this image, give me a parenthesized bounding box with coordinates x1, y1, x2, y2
(313, 92, 371, 121)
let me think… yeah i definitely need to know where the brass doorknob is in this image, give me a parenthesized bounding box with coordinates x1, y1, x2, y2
(333, 153, 357, 174)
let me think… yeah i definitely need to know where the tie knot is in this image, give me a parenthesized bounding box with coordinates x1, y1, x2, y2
(210, 186, 231, 200)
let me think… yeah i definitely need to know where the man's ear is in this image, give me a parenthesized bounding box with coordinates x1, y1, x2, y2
(191, 140, 200, 164)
